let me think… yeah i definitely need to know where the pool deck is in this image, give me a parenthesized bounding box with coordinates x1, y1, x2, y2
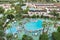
(5, 18, 58, 40)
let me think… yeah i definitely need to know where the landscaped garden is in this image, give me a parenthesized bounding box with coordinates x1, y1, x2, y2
(0, 1, 60, 40)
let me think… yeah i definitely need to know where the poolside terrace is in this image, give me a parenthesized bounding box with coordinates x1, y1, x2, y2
(5, 18, 58, 40)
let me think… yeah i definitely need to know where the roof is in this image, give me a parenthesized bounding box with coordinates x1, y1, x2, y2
(49, 10, 60, 12)
(29, 8, 37, 10)
(29, 10, 47, 12)
(35, 5, 54, 6)
(54, 3, 60, 7)
(34, 3, 54, 6)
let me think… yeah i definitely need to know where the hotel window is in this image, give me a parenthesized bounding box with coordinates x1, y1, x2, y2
(42, 13, 44, 15)
(36, 13, 39, 15)
(30, 13, 32, 14)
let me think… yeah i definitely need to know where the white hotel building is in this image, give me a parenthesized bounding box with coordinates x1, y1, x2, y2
(26, 3, 60, 17)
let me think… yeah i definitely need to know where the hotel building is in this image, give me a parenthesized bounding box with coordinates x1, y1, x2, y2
(26, 3, 60, 17)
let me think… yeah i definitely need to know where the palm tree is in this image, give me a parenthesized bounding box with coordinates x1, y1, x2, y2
(23, 7, 29, 14)
(31, 0, 37, 2)
(46, 22, 53, 33)
(45, 0, 52, 2)
(42, 21, 47, 34)
(57, 26, 60, 32)
(0, 13, 8, 40)
(6, 33, 13, 40)
(7, 14, 14, 20)
(0, 17, 7, 40)
(18, 0, 24, 5)
(0, 7, 5, 14)
(49, 10, 59, 27)
(49, 10, 59, 19)
(39, 33, 49, 40)
(0, 29, 4, 39)
(0, 26, 5, 40)
(14, 4, 23, 19)
(52, 31, 60, 40)
(22, 34, 33, 40)
(3, 14, 14, 28)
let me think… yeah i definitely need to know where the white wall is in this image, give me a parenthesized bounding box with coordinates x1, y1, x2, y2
(28, 11, 47, 16)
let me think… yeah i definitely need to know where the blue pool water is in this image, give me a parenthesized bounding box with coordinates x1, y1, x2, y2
(24, 20, 43, 31)
(5, 27, 17, 34)
(5, 20, 43, 34)
(5, 22, 18, 34)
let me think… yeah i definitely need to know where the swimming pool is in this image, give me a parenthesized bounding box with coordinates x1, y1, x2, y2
(5, 20, 43, 34)
(5, 27, 17, 34)
(5, 21, 19, 34)
(24, 20, 43, 31)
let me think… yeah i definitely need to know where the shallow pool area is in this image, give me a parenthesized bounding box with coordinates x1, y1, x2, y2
(5, 27, 17, 34)
(24, 20, 43, 31)
(5, 21, 19, 34)
(5, 18, 57, 40)
(5, 19, 43, 34)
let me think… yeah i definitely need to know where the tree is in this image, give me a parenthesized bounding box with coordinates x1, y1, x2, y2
(7, 14, 14, 20)
(14, 4, 23, 19)
(49, 10, 59, 27)
(0, 7, 5, 14)
(18, 0, 24, 5)
(31, 0, 37, 2)
(0, 30, 5, 40)
(22, 34, 33, 40)
(5, 9, 15, 14)
(52, 32, 60, 40)
(0, 8, 6, 40)
(15, 4, 22, 13)
(0, 18, 6, 37)
(46, 0, 53, 2)
(49, 10, 59, 19)
(46, 22, 53, 33)
(57, 26, 60, 32)
(0, 19, 4, 27)
(0, 37, 4, 40)
(2, 14, 14, 28)
(0, 30, 4, 37)
(39, 33, 49, 40)
(31, 15, 36, 18)
(6, 33, 13, 40)
(23, 7, 29, 14)
(42, 21, 47, 33)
